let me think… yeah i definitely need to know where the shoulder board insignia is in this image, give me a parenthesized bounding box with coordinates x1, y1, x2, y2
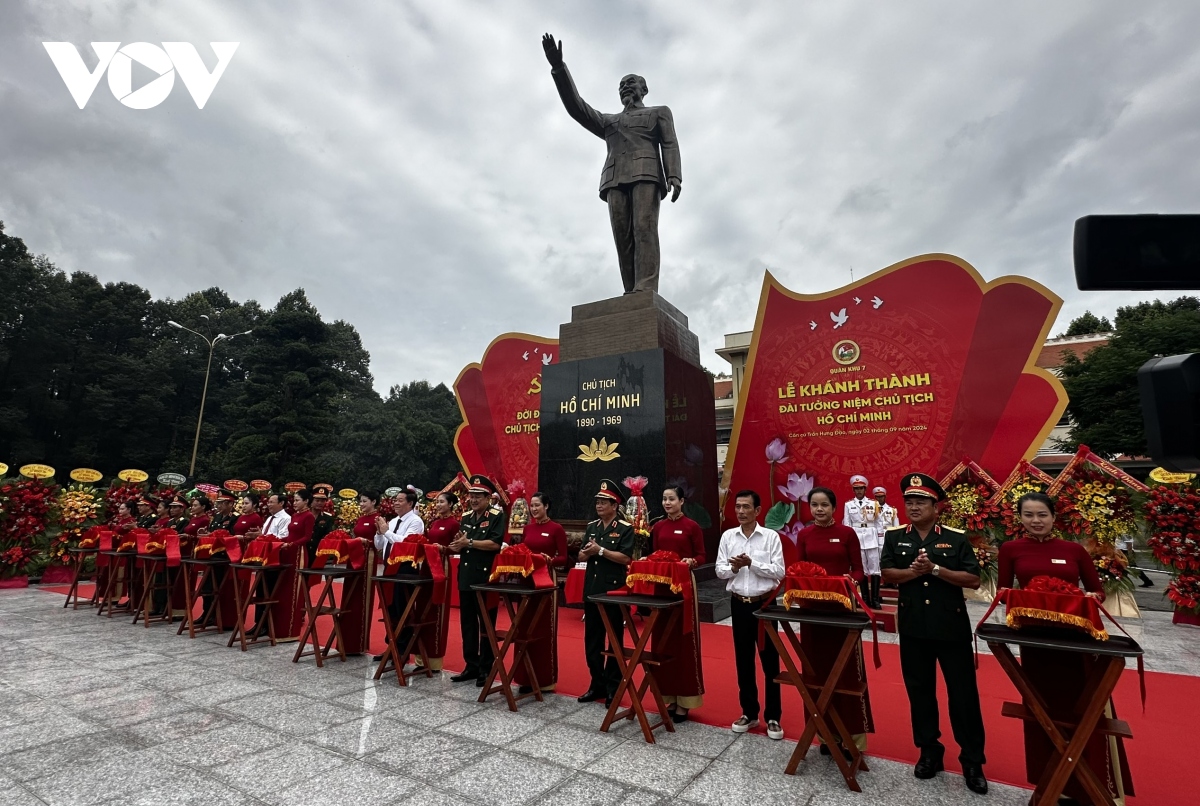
(941, 526, 965, 534)
(618, 519, 631, 526)
(490, 506, 502, 514)
(587, 518, 600, 526)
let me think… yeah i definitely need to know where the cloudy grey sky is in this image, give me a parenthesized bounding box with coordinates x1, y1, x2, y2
(2, 1, 1198, 392)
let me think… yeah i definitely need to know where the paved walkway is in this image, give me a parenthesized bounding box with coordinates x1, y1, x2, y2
(0, 587, 1192, 805)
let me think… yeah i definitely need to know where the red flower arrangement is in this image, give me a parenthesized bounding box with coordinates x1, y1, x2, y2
(1025, 575, 1083, 595)
(0, 479, 59, 577)
(1146, 485, 1200, 572)
(1167, 575, 1200, 614)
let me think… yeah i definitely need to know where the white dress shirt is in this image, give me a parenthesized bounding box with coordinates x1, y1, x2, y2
(715, 522, 785, 598)
(259, 510, 291, 540)
(374, 509, 425, 553)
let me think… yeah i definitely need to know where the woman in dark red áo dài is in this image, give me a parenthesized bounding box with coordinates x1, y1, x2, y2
(512, 491, 566, 694)
(796, 486, 875, 757)
(337, 490, 382, 657)
(648, 485, 706, 722)
(233, 495, 263, 537)
(995, 491, 1134, 805)
(169, 495, 212, 618)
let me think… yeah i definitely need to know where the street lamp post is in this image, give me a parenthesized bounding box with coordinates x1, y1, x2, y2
(168, 319, 252, 477)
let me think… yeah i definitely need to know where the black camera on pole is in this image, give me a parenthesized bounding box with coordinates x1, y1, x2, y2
(1074, 215, 1200, 471)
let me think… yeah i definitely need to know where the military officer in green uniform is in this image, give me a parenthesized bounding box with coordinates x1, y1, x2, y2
(166, 495, 190, 532)
(208, 491, 238, 532)
(308, 488, 336, 563)
(136, 496, 159, 530)
(448, 474, 507, 686)
(881, 473, 988, 796)
(577, 479, 636, 705)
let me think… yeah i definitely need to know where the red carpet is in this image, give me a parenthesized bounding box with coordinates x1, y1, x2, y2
(42, 583, 1188, 801)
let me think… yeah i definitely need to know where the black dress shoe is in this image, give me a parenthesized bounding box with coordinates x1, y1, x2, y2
(819, 743, 832, 756)
(962, 763, 988, 794)
(914, 755, 944, 779)
(449, 669, 479, 683)
(604, 697, 613, 707)
(475, 676, 487, 688)
(371, 654, 386, 662)
(577, 689, 603, 703)
(518, 685, 533, 695)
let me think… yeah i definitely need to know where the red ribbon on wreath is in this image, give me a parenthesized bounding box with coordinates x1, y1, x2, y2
(619, 550, 696, 633)
(774, 561, 881, 668)
(310, 529, 366, 570)
(384, 534, 449, 604)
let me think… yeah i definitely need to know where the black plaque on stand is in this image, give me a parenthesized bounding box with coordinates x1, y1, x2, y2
(540, 348, 719, 558)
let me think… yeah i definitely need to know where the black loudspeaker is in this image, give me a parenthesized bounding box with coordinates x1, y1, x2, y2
(1074, 215, 1200, 290)
(1138, 354, 1200, 473)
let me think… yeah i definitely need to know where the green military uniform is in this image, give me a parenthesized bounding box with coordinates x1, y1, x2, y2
(208, 511, 237, 532)
(308, 510, 336, 562)
(582, 514, 636, 698)
(880, 473, 986, 774)
(581, 479, 637, 700)
(455, 475, 509, 681)
(136, 513, 158, 530)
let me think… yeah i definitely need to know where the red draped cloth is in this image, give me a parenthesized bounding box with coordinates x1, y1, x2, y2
(193, 530, 240, 627)
(168, 519, 206, 615)
(383, 535, 452, 669)
(626, 550, 704, 708)
(240, 536, 305, 641)
(792, 524, 875, 745)
(330, 513, 377, 655)
(995, 538, 1135, 802)
(489, 543, 558, 689)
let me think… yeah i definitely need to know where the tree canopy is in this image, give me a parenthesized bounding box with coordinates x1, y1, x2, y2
(0, 222, 461, 491)
(1058, 297, 1200, 457)
(1061, 311, 1113, 337)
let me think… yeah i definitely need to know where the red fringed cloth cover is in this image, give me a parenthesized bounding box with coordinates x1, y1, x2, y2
(489, 543, 555, 590)
(621, 550, 694, 633)
(780, 561, 881, 668)
(310, 530, 366, 570)
(384, 534, 449, 604)
(241, 536, 284, 567)
(1004, 576, 1107, 640)
(78, 527, 107, 549)
(193, 529, 242, 562)
(135, 529, 184, 568)
(490, 542, 560, 689)
(117, 528, 143, 554)
(977, 575, 1146, 708)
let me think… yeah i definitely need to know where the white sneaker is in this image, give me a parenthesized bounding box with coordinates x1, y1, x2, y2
(731, 715, 759, 733)
(766, 720, 784, 740)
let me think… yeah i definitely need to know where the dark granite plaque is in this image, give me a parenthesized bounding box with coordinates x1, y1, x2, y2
(539, 348, 719, 557)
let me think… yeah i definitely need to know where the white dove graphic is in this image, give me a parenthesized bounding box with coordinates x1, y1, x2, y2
(871, 296, 884, 309)
(809, 321, 818, 331)
(853, 297, 862, 305)
(830, 308, 849, 328)
(522, 351, 529, 361)
(542, 353, 552, 365)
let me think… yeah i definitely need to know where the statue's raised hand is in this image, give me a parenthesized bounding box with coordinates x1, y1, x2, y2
(542, 33, 563, 69)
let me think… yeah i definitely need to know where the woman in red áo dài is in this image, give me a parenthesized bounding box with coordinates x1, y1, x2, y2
(512, 491, 566, 693)
(796, 486, 874, 756)
(407, 491, 458, 671)
(648, 486, 705, 722)
(996, 492, 1134, 805)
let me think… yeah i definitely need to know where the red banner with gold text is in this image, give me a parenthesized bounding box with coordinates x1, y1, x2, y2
(721, 255, 1066, 527)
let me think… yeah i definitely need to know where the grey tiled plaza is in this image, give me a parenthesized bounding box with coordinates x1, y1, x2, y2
(0, 587, 1183, 805)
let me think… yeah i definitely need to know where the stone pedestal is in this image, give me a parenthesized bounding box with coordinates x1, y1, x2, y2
(559, 291, 702, 369)
(541, 293, 719, 559)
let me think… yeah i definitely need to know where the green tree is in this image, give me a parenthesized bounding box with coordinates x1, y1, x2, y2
(1061, 311, 1113, 337)
(1058, 297, 1200, 456)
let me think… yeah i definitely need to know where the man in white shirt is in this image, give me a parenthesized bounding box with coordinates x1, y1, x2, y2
(715, 489, 786, 740)
(372, 487, 427, 663)
(374, 488, 425, 554)
(257, 493, 292, 540)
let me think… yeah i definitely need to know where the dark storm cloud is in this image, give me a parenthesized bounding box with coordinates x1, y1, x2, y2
(2, 1, 1198, 393)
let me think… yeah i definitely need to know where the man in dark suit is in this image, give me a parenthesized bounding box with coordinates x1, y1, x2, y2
(543, 33, 682, 295)
(881, 473, 988, 796)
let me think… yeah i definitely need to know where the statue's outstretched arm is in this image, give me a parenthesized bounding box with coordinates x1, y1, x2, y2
(543, 33, 605, 139)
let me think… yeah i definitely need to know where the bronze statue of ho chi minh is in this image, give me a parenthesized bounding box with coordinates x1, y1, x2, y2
(542, 33, 682, 296)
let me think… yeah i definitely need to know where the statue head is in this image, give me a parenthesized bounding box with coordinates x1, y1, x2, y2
(618, 74, 648, 106)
